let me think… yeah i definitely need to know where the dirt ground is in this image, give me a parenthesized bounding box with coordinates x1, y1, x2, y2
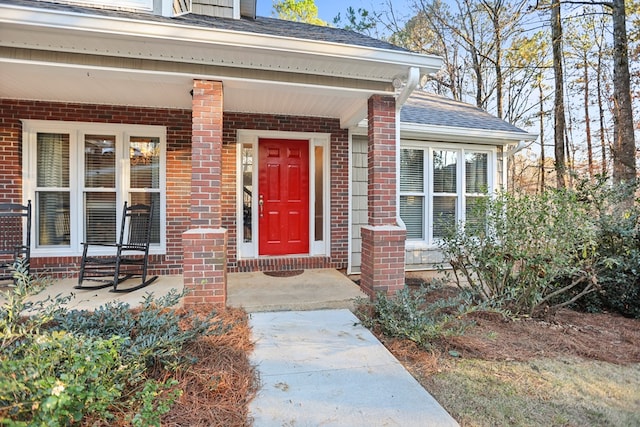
(378, 285, 640, 384)
(160, 306, 259, 427)
(441, 308, 640, 364)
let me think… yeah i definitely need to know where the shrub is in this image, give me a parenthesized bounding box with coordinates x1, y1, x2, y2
(1, 331, 130, 425)
(356, 282, 481, 348)
(568, 180, 640, 318)
(0, 266, 226, 425)
(439, 189, 599, 316)
(54, 290, 228, 370)
(0, 261, 70, 352)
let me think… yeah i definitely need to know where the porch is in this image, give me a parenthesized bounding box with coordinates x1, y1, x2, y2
(22, 269, 365, 313)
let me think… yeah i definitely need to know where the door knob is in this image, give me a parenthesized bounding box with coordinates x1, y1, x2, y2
(259, 194, 264, 217)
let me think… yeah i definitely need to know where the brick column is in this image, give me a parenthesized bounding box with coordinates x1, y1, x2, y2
(182, 80, 228, 306)
(360, 95, 406, 298)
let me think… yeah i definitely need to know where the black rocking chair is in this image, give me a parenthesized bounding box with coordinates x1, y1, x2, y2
(76, 201, 158, 292)
(0, 201, 32, 284)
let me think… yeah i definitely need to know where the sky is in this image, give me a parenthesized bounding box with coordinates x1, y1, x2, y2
(255, 0, 410, 23)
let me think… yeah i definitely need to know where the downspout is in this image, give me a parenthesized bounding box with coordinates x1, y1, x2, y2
(395, 67, 420, 228)
(503, 140, 534, 192)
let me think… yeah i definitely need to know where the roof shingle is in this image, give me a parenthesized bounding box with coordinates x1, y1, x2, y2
(6, 0, 408, 52)
(402, 91, 527, 133)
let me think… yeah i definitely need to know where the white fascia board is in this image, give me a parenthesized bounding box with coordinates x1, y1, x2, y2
(399, 123, 538, 146)
(0, 3, 443, 80)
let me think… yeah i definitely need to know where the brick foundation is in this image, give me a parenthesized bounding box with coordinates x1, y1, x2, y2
(233, 256, 333, 273)
(360, 226, 406, 298)
(182, 228, 227, 306)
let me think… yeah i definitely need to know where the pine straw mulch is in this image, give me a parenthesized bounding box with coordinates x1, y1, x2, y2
(160, 305, 259, 427)
(374, 286, 640, 382)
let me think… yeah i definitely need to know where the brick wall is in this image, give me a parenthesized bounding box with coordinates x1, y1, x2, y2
(0, 99, 350, 276)
(0, 99, 192, 277)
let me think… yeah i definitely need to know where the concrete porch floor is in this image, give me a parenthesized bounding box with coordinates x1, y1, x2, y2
(16, 269, 365, 313)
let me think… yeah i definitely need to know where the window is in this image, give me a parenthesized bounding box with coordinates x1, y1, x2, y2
(400, 144, 494, 245)
(400, 149, 425, 239)
(23, 121, 166, 256)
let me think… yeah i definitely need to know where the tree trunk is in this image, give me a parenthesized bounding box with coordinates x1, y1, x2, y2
(610, 0, 636, 186)
(492, 9, 503, 119)
(583, 55, 594, 177)
(596, 47, 607, 176)
(551, 0, 566, 188)
(539, 78, 546, 192)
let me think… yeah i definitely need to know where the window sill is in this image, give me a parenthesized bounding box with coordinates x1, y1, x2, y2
(405, 240, 440, 251)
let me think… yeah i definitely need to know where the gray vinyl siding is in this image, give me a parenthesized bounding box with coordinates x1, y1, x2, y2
(350, 135, 368, 274)
(192, 0, 234, 18)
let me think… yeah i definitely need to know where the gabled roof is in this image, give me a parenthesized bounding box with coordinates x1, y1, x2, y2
(398, 91, 537, 145)
(176, 15, 409, 53)
(5, 0, 407, 52)
(402, 91, 527, 134)
(0, 0, 442, 126)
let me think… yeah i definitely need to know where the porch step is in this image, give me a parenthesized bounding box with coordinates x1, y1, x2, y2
(227, 269, 365, 313)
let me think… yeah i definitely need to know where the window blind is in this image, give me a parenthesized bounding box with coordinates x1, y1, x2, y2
(400, 195, 424, 239)
(465, 152, 488, 193)
(84, 135, 116, 188)
(433, 150, 457, 193)
(433, 196, 457, 238)
(84, 193, 116, 244)
(400, 149, 424, 192)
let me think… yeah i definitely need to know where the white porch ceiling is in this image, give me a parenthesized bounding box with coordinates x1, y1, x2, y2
(0, 60, 379, 123)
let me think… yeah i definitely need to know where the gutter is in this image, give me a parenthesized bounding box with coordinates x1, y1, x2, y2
(401, 123, 539, 145)
(505, 140, 535, 156)
(502, 138, 538, 192)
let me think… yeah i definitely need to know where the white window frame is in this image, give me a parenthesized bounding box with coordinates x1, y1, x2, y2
(400, 141, 496, 249)
(22, 120, 166, 257)
(236, 129, 331, 259)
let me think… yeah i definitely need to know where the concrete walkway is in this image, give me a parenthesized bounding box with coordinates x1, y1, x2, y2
(249, 309, 459, 427)
(227, 269, 365, 312)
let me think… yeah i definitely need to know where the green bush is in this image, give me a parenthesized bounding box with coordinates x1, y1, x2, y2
(356, 283, 481, 348)
(568, 180, 640, 318)
(439, 189, 599, 316)
(54, 290, 228, 370)
(1, 331, 130, 425)
(0, 264, 225, 425)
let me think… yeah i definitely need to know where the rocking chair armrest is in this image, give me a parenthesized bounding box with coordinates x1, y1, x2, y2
(117, 243, 149, 251)
(13, 245, 29, 256)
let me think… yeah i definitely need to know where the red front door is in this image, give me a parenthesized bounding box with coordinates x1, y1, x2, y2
(258, 139, 310, 256)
